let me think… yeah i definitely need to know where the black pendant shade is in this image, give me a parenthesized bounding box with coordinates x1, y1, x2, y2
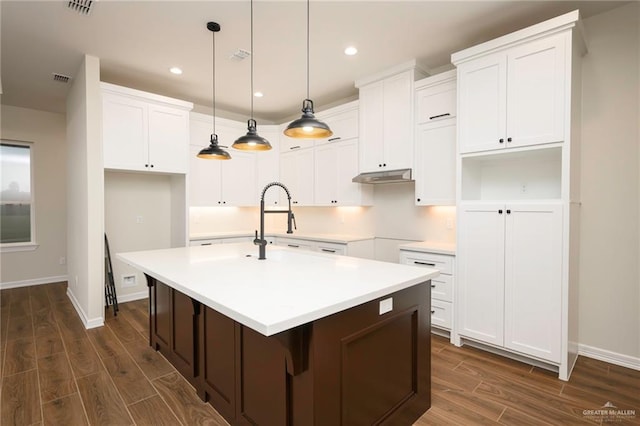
(197, 134, 231, 160)
(233, 119, 272, 151)
(284, 99, 332, 139)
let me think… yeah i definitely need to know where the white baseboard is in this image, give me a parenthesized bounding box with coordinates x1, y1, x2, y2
(0, 275, 68, 289)
(578, 343, 640, 371)
(66, 287, 104, 329)
(117, 290, 148, 304)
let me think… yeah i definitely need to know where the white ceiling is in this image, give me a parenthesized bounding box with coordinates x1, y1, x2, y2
(0, 0, 628, 123)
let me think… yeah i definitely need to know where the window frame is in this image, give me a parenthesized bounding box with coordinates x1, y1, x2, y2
(0, 139, 38, 253)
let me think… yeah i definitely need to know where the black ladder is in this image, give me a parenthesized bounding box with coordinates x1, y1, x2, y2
(104, 234, 119, 316)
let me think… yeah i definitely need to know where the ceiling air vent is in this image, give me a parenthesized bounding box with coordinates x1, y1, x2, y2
(67, 0, 95, 15)
(52, 73, 72, 84)
(230, 49, 251, 62)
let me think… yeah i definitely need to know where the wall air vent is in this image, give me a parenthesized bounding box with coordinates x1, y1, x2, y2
(67, 0, 95, 15)
(52, 73, 72, 83)
(230, 49, 251, 61)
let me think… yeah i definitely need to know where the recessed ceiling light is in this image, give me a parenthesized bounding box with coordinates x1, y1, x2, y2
(169, 67, 183, 75)
(344, 46, 358, 56)
(254, 91, 264, 98)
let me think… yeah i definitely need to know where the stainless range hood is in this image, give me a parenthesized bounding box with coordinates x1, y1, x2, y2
(352, 168, 413, 184)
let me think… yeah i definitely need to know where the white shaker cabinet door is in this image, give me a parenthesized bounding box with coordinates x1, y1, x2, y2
(103, 94, 148, 171)
(506, 34, 566, 149)
(504, 204, 562, 362)
(148, 105, 189, 173)
(221, 151, 257, 207)
(414, 120, 456, 206)
(457, 203, 506, 346)
(314, 143, 338, 205)
(188, 144, 221, 206)
(358, 81, 385, 173)
(457, 53, 507, 154)
(382, 70, 414, 171)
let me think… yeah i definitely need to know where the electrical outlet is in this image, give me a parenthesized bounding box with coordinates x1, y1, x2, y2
(446, 218, 454, 230)
(136, 215, 144, 224)
(122, 274, 136, 288)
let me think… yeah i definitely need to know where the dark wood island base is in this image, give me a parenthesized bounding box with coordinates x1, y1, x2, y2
(146, 275, 431, 425)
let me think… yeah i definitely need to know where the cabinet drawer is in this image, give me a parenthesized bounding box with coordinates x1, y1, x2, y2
(316, 242, 346, 256)
(275, 238, 314, 251)
(430, 299, 452, 330)
(429, 274, 453, 302)
(400, 251, 453, 275)
(190, 239, 223, 246)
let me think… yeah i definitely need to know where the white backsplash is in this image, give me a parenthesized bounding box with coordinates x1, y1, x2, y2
(189, 182, 456, 254)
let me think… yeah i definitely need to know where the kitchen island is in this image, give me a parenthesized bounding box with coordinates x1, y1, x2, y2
(118, 243, 438, 425)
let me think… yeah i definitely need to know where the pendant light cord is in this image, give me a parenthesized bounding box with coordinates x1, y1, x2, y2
(306, 0, 310, 99)
(212, 28, 216, 137)
(250, 0, 254, 120)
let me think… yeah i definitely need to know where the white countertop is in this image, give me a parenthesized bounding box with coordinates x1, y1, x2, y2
(118, 243, 438, 336)
(398, 241, 456, 256)
(190, 232, 375, 244)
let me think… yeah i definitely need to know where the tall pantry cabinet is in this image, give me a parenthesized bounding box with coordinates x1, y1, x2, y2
(452, 10, 586, 380)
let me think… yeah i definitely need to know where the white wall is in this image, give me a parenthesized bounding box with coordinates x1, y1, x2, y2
(580, 3, 639, 361)
(66, 55, 104, 328)
(105, 171, 172, 301)
(0, 106, 68, 286)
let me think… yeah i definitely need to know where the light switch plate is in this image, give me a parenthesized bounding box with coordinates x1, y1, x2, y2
(379, 297, 393, 315)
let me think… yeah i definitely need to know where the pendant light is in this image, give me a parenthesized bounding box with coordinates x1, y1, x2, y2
(283, 0, 332, 139)
(197, 21, 231, 160)
(232, 0, 272, 151)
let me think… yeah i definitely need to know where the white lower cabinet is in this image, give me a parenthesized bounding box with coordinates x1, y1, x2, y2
(399, 250, 455, 341)
(457, 203, 562, 363)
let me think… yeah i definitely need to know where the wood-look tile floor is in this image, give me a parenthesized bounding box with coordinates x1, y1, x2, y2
(1, 283, 638, 425)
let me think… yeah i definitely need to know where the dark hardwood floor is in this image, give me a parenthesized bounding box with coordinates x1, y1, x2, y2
(1, 283, 638, 425)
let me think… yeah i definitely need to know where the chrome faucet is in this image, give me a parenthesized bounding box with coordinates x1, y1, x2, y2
(254, 182, 296, 260)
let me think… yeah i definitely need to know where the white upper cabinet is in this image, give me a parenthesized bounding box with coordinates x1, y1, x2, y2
(314, 140, 372, 206)
(279, 148, 314, 206)
(414, 70, 457, 206)
(456, 32, 567, 154)
(102, 83, 193, 173)
(315, 101, 359, 146)
(188, 114, 258, 207)
(356, 61, 427, 173)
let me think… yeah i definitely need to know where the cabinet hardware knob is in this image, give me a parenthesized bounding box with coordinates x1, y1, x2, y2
(506, 209, 511, 214)
(145, 164, 149, 167)
(431, 310, 436, 314)
(507, 137, 512, 142)
(498, 209, 503, 214)
(223, 201, 226, 204)
(383, 163, 387, 167)
(499, 138, 504, 143)
(431, 284, 436, 288)
(290, 146, 301, 150)
(417, 198, 421, 202)
(328, 137, 341, 142)
(378, 164, 382, 167)
(150, 164, 154, 168)
(218, 201, 221, 204)
(429, 113, 451, 120)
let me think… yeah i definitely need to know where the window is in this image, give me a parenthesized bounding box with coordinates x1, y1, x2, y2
(1, 141, 37, 251)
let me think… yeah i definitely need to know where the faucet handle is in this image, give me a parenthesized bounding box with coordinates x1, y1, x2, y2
(292, 213, 297, 231)
(253, 230, 260, 245)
